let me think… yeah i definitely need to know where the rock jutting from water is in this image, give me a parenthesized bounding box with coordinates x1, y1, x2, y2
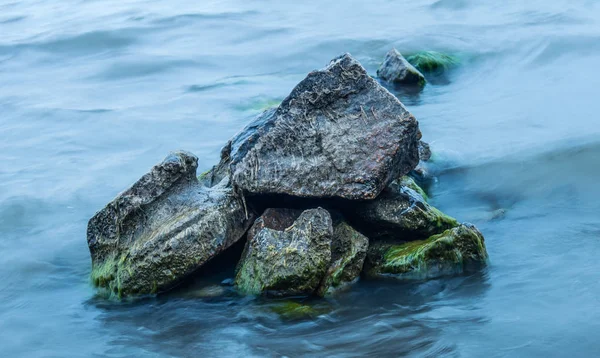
(86, 53, 489, 300)
(377, 48, 426, 86)
(406, 51, 460, 76)
(219, 53, 421, 200)
(87, 151, 255, 298)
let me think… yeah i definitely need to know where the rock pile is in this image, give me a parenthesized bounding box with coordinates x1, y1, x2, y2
(87, 53, 488, 299)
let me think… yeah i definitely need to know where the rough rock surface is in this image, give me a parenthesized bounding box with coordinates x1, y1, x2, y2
(235, 208, 333, 296)
(349, 176, 457, 240)
(220, 53, 420, 200)
(377, 49, 426, 86)
(87, 151, 255, 298)
(364, 224, 488, 279)
(317, 219, 369, 296)
(418, 141, 432, 162)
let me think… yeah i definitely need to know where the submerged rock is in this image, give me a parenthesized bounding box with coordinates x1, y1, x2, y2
(418, 141, 432, 162)
(317, 219, 369, 296)
(221, 53, 420, 200)
(364, 224, 488, 279)
(349, 176, 457, 241)
(235, 208, 333, 296)
(377, 49, 426, 86)
(407, 51, 460, 75)
(87, 151, 255, 298)
(268, 300, 333, 320)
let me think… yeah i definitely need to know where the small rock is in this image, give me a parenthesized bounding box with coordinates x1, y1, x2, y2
(317, 219, 369, 296)
(234, 208, 333, 296)
(348, 176, 458, 241)
(364, 223, 488, 279)
(418, 141, 432, 162)
(377, 49, 426, 86)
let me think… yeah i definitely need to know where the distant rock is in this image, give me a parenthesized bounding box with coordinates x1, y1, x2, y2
(349, 176, 457, 240)
(87, 151, 255, 298)
(317, 218, 369, 296)
(364, 224, 488, 279)
(220, 53, 420, 200)
(235, 208, 333, 296)
(377, 49, 426, 86)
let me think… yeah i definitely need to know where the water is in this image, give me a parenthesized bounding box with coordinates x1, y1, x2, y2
(2, 0, 600, 356)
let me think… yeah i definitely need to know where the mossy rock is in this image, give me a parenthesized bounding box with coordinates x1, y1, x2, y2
(269, 301, 332, 320)
(234, 208, 333, 297)
(406, 51, 460, 75)
(365, 224, 488, 280)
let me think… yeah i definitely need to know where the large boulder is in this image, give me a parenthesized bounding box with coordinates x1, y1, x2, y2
(349, 176, 458, 241)
(87, 151, 255, 298)
(317, 219, 369, 296)
(364, 224, 488, 279)
(377, 49, 426, 86)
(235, 208, 333, 296)
(220, 53, 420, 200)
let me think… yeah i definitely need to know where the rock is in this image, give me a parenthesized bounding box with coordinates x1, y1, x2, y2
(377, 49, 426, 86)
(187, 285, 227, 298)
(87, 151, 255, 298)
(418, 141, 432, 162)
(348, 176, 457, 240)
(364, 223, 488, 279)
(317, 219, 369, 296)
(235, 208, 333, 296)
(221, 53, 420, 200)
(407, 51, 460, 75)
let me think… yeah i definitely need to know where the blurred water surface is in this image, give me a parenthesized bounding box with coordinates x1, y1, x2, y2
(2, 0, 600, 356)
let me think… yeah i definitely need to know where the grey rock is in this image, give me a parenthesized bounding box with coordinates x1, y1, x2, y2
(418, 141, 432, 162)
(377, 49, 426, 86)
(235, 208, 333, 296)
(349, 176, 458, 241)
(364, 223, 488, 279)
(87, 151, 255, 298)
(221, 53, 420, 200)
(317, 219, 369, 296)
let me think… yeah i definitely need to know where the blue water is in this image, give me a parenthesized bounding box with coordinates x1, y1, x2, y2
(2, 0, 600, 356)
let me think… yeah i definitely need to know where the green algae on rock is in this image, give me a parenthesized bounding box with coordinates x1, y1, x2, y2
(234, 208, 333, 297)
(87, 151, 255, 299)
(364, 224, 488, 279)
(317, 220, 369, 296)
(269, 300, 333, 320)
(406, 51, 460, 75)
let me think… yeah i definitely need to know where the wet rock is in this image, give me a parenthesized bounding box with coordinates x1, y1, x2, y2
(235, 208, 333, 296)
(364, 224, 489, 279)
(377, 49, 426, 86)
(349, 176, 457, 240)
(87, 151, 255, 298)
(317, 219, 369, 296)
(407, 51, 460, 75)
(221, 53, 420, 200)
(418, 141, 432, 162)
(268, 300, 333, 321)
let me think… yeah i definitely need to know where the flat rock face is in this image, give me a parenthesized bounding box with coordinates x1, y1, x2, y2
(234, 208, 333, 296)
(349, 176, 458, 241)
(377, 49, 426, 86)
(317, 220, 369, 296)
(87, 151, 254, 298)
(364, 224, 488, 279)
(224, 53, 420, 200)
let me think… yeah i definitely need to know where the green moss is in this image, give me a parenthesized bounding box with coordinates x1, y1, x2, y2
(428, 206, 459, 229)
(377, 225, 487, 279)
(269, 301, 330, 320)
(235, 97, 282, 112)
(197, 169, 211, 180)
(90, 252, 130, 299)
(406, 51, 460, 74)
